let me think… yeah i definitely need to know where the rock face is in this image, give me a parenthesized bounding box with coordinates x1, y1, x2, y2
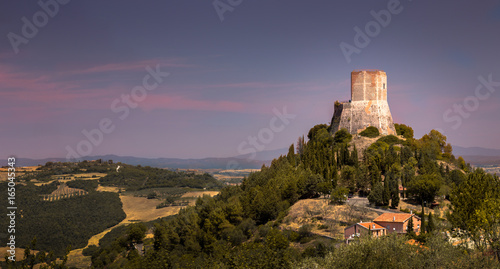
(330, 70, 396, 135)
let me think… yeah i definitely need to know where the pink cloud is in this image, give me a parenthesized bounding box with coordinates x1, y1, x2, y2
(69, 58, 194, 75)
(207, 82, 305, 89)
(140, 94, 247, 113)
(0, 58, 194, 108)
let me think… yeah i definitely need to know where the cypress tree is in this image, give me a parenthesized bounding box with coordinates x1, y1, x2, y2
(406, 215, 415, 237)
(382, 180, 390, 206)
(426, 212, 435, 233)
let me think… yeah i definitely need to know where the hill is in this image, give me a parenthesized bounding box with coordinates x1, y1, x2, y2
(6, 155, 273, 169)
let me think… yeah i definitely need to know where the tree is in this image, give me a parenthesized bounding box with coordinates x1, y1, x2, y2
(287, 144, 296, 167)
(418, 129, 448, 159)
(333, 128, 352, 144)
(449, 169, 500, 260)
(308, 124, 330, 141)
(296, 135, 305, 156)
(387, 164, 401, 209)
(266, 228, 289, 250)
(330, 186, 349, 205)
(426, 212, 435, 233)
(368, 182, 384, 206)
(350, 144, 359, 167)
(128, 223, 147, 246)
(382, 180, 390, 206)
(390, 187, 400, 209)
(407, 174, 441, 213)
(339, 166, 357, 192)
(317, 180, 333, 199)
(356, 164, 370, 196)
(406, 215, 415, 237)
(457, 156, 468, 171)
(394, 123, 414, 139)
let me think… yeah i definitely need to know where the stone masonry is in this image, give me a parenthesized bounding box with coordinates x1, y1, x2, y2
(330, 70, 396, 135)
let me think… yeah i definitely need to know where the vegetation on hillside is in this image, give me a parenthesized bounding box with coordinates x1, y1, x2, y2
(19, 160, 116, 181)
(99, 164, 222, 191)
(2, 161, 224, 269)
(0, 183, 125, 258)
(79, 123, 499, 268)
(5, 123, 499, 268)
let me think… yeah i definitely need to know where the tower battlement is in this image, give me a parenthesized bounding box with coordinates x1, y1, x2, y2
(330, 70, 396, 136)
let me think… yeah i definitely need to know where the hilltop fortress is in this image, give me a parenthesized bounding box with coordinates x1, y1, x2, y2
(330, 70, 396, 135)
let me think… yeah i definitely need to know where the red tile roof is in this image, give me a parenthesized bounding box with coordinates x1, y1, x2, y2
(358, 222, 385, 230)
(373, 213, 413, 223)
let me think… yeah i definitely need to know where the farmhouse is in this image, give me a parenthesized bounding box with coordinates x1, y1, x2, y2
(344, 222, 387, 243)
(344, 213, 421, 243)
(373, 213, 421, 234)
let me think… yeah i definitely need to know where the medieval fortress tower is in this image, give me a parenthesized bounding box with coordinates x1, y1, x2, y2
(330, 70, 396, 135)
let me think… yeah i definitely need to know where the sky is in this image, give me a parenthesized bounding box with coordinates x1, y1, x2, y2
(1, 0, 499, 160)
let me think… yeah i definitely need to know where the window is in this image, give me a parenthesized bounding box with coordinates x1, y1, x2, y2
(383, 83, 386, 89)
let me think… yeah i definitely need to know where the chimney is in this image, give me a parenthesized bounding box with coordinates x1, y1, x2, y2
(393, 216, 396, 222)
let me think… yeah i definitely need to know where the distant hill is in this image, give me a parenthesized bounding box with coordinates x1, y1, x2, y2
(460, 155, 500, 166)
(452, 145, 500, 157)
(452, 145, 500, 166)
(6, 146, 498, 169)
(5, 154, 274, 169)
(234, 147, 289, 161)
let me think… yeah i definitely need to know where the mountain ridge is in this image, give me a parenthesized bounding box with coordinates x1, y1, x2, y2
(4, 145, 499, 168)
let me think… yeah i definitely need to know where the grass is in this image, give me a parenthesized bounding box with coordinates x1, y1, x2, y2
(281, 198, 379, 240)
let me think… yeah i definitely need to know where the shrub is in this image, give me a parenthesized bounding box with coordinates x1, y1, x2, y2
(298, 224, 313, 238)
(359, 126, 380, 138)
(377, 135, 401, 145)
(333, 128, 352, 144)
(395, 123, 414, 139)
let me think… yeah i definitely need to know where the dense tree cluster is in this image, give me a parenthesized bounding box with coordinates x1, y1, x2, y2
(66, 179, 99, 192)
(449, 169, 500, 260)
(99, 164, 222, 191)
(19, 160, 117, 181)
(0, 183, 125, 258)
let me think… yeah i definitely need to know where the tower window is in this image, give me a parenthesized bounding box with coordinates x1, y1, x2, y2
(383, 83, 386, 89)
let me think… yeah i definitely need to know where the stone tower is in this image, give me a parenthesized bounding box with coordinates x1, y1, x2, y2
(330, 70, 396, 135)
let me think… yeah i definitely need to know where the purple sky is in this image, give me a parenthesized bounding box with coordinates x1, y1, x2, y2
(1, 0, 500, 160)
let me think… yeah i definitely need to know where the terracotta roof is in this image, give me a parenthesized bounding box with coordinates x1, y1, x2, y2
(357, 222, 385, 230)
(373, 213, 413, 223)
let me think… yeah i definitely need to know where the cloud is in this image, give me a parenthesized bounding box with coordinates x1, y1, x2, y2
(70, 58, 194, 75)
(140, 94, 247, 113)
